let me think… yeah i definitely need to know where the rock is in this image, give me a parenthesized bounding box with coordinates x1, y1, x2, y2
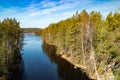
(105, 68, 114, 80)
(74, 66, 77, 69)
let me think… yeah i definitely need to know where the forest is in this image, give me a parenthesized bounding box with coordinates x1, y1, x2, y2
(22, 28, 42, 35)
(0, 10, 120, 80)
(42, 10, 120, 80)
(0, 18, 23, 80)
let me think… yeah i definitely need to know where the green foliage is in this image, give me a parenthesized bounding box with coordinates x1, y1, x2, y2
(41, 10, 120, 78)
(114, 68, 120, 80)
(0, 18, 23, 79)
(22, 28, 42, 35)
(0, 76, 5, 80)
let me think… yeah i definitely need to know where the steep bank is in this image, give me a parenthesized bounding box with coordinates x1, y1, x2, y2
(41, 10, 120, 80)
(42, 42, 91, 80)
(58, 52, 115, 80)
(44, 42, 115, 80)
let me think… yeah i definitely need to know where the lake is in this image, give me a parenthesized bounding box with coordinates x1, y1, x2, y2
(13, 33, 90, 80)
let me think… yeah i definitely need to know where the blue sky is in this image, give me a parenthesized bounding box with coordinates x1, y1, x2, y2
(0, 0, 120, 28)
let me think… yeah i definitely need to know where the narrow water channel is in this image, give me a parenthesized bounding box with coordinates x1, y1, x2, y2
(16, 33, 90, 80)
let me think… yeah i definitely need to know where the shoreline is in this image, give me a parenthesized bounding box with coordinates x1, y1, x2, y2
(44, 42, 95, 79)
(43, 42, 115, 80)
(59, 53, 87, 70)
(44, 42, 92, 78)
(57, 53, 93, 79)
(43, 42, 89, 70)
(57, 50, 115, 80)
(43, 42, 94, 79)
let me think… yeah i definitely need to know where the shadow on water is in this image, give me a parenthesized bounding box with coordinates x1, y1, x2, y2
(42, 42, 91, 80)
(9, 34, 90, 80)
(9, 59, 24, 80)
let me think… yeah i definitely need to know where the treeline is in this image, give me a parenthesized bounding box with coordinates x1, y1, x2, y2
(42, 10, 120, 80)
(22, 28, 42, 35)
(0, 18, 23, 80)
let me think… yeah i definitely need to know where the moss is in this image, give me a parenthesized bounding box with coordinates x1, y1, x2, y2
(115, 75, 120, 80)
(97, 61, 105, 74)
(0, 76, 5, 80)
(113, 68, 120, 80)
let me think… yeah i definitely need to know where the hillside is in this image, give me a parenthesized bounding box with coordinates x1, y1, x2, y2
(41, 10, 120, 80)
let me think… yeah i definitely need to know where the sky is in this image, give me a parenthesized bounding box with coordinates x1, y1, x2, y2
(0, 0, 120, 28)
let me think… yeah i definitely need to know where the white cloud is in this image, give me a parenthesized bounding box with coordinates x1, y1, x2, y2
(0, 0, 120, 28)
(28, 0, 85, 16)
(40, 1, 57, 8)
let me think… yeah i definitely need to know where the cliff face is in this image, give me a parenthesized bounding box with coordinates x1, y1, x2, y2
(41, 10, 120, 80)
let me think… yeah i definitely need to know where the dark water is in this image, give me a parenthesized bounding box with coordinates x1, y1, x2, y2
(14, 33, 90, 80)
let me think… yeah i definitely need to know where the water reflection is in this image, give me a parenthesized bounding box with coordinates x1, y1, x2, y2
(42, 42, 90, 80)
(10, 34, 90, 80)
(9, 60, 24, 80)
